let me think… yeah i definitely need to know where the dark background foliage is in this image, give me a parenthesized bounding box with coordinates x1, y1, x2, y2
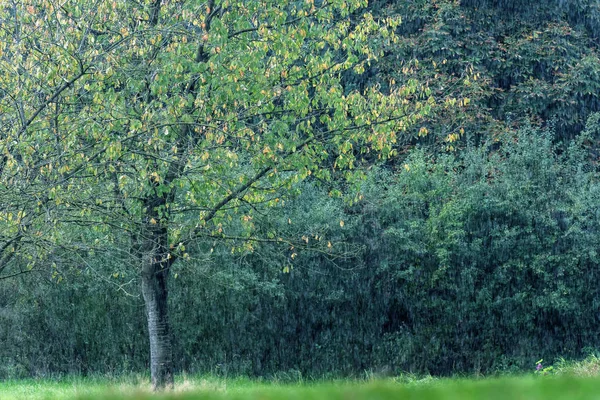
(2, 126, 599, 378)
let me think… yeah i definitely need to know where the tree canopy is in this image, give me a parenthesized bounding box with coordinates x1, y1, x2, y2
(0, 0, 432, 389)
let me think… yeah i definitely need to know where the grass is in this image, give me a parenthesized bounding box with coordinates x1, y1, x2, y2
(554, 353, 600, 377)
(4, 358, 600, 400)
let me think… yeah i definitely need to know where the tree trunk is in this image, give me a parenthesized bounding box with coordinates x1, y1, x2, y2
(140, 223, 174, 390)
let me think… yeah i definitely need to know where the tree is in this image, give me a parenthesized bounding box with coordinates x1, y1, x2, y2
(361, 0, 600, 151)
(0, 0, 430, 389)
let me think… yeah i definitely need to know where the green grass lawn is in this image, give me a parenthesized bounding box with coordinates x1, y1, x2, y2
(2, 375, 600, 400)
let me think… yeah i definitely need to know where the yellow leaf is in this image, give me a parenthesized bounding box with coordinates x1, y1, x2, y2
(446, 133, 459, 143)
(150, 218, 157, 224)
(150, 171, 160, 183)
(340, 220, 344, 227)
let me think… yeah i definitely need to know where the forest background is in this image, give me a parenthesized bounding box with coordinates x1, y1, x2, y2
(2, 0, 600, 384)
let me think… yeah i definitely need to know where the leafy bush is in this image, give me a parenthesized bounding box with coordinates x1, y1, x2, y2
(1, 126, 599, 378)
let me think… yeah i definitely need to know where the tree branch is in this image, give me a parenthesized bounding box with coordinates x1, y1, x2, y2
(17, 66, 89, 138)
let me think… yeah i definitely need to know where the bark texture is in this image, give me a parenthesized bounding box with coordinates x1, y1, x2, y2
(140, 218, 174, 390)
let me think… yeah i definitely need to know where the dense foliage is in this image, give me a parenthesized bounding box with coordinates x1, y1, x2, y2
(2, 125, 600, 378)
(2, 0, 600, 381)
